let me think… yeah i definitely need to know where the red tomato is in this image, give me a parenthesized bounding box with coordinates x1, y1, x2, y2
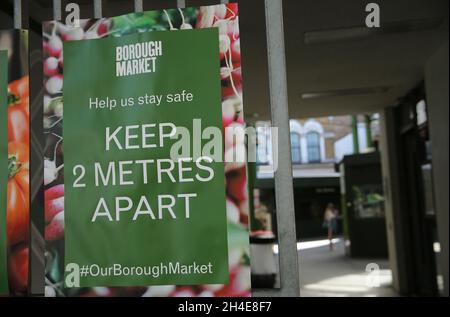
(7, 142, 30, 246)
(8, 142, 29, 167)
(8, 76, 29, 143)
(8, 76, 29, 99)
(8, 246, 29, 293)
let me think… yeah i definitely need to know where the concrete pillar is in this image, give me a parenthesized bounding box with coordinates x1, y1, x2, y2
(253, 0, 300, 297)
(13, 0, 21, 29)
(134, 0, 143, 12)
(379, 107, 410, 294)
(176, 0, 185, 9)
(93, 0, 103, 19)
(425, 41, 449, 297)
(53, 0, 62, 21)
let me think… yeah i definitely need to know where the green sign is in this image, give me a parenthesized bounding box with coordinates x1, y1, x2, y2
(63, 28, 229, 287)
(0, 50, 8, 294)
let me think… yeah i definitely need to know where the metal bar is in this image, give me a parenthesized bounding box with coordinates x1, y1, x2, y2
(134, 0, 143, 12)
(365, 114, 373, 148)
(94, 0, 103, 19)
(352, 115, 360, 153)
(13, 0, 22, 29)
(177, 0, 185, 9)
(253, 0, 300, 297)
(53, 0, 62, 21)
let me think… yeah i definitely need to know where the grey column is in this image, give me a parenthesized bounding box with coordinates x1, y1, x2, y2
(53, 0, 62, 21)
(14, 0, 22, 29)
(379, 107, 410, 294)
(253, 0, 300, 297)
(94, 0, 103, 19)
(134, 0, 143, 12)
(425, 41, 449, 297)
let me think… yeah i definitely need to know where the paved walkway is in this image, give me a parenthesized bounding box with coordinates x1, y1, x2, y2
(297, 238, 398, 297)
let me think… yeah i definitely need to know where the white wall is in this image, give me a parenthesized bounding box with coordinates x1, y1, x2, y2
(334, 123, 368, 161)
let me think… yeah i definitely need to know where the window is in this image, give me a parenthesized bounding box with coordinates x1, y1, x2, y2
(306, 132, 321, 163)
(256, 141, 268, 165)
(256, 127, 270, 165)
(290, 132, 301, 164)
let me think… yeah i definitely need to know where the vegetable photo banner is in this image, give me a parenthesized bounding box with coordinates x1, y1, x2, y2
(43, 4, 251, 297)
(0, 30, 30, 297)
(0, 50, 8, 295)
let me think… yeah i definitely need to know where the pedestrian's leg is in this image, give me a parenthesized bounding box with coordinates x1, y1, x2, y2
(328, 228, 333, 250)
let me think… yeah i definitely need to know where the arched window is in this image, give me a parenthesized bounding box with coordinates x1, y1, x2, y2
(290, 132, 301, 164)
(306, 132, 321, 163)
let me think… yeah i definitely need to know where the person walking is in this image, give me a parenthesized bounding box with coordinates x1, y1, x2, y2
(323, 203, 338, 250)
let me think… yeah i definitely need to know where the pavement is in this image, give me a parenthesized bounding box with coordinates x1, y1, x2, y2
(297, 238, 398, 297)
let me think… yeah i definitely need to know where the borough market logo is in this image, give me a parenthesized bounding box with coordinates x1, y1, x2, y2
(115, 41, 163, 77)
